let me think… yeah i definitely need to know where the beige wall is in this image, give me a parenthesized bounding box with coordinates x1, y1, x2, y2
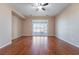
(12, 12, 23, 39)
(55, 4, 79, 47)
(0, 4, 25, 48)
(23, 16, 55, 36)
(0, 4, 12, 48)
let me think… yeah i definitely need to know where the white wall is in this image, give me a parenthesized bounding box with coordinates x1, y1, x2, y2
(12, 12, 23, 39)
(55, 4, 79, 48)
(0, 4, 12, 48)
(23, 16, 55, 36)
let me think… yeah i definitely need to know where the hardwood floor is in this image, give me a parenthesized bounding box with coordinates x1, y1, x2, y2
(0, 36, 79, 55)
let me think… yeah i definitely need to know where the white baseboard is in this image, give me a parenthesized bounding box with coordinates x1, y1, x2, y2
(55, 35, 79, 48)
(0, 41, 12, 48)
(12, 35, 23, 40)
(22, 33, 55, 36)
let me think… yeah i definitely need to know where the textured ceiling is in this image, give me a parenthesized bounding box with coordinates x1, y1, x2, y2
(9, 3, 69, 16)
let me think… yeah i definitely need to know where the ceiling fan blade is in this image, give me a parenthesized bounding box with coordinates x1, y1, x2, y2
(36, 8, 39, 11)
(42, 3, 48, 6)
(42, 8, 46, 11)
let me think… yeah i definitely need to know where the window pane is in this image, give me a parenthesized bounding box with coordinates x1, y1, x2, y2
(32, 20, 48, 36)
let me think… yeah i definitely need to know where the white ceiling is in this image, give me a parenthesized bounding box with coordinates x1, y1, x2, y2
(9, 3, 69, 16)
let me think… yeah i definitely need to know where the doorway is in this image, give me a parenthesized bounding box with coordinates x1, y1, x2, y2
(32, 20, 48, 36)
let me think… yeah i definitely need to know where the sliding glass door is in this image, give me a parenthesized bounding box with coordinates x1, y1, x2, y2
(32, 20, 48, 36)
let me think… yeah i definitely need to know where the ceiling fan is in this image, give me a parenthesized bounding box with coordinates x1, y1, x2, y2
(33, 3, 49, 11)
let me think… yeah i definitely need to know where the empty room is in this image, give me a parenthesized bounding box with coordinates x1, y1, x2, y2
(0, 3, 79, 55)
